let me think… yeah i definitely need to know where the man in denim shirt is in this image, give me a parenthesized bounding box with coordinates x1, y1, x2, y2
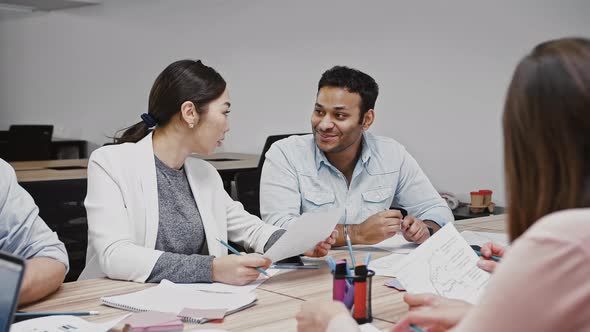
(0, 159, 69, 304)
(260, 66, 453, 246)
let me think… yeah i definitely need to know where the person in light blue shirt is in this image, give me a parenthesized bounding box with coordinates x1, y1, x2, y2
(0, 158, 69, 304)
(260, 66, 453, 246)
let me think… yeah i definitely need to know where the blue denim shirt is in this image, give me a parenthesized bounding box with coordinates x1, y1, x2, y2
(260, 132, 453, 228)
(0, 159, 69, 270)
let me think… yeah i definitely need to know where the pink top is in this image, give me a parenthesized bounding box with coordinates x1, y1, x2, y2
(453, 208, 590, 331)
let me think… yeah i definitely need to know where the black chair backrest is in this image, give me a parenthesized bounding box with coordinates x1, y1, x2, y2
(7, 125, 54, 161)
(235, 133, 309, 217)
(257, 133, 309, 169)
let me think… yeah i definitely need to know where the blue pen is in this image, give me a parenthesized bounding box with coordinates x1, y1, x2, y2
(474, 249, 501, 262)
(15, 311, 100, 317)
(364, 253, 372, 266)
(409, 324, 426, 332)
(216, 238, 270, 277)
(326, 256, 337, 272)
(470, 245, 501, 262)
(344, 224, 357, 267)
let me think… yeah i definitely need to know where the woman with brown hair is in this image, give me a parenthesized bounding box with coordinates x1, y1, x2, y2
(296, 37, 590, 332)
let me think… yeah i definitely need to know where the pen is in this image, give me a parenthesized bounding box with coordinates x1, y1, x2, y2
(363, 253, 372, 266)
(344, 224, 357, 267)
(471, 245, 501, 262)
(326, 256, 337, 272)
(215, 238, 270, 277)
(15, 311, 100, 317)
(409, 324, 426, 332)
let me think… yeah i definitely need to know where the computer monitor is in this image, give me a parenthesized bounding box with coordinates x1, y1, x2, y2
(0, 251, 25, 332)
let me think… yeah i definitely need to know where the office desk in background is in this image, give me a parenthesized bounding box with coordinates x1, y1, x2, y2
(18, 215, 506, 332)
(0, 131, 87, 160)
(51, 138, 88, 159)
(12, 153, 258, 182)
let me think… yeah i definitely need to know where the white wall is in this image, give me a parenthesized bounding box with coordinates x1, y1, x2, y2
(1, 0, 589, 205)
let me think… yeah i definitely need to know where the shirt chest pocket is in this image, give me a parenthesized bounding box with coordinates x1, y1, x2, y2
(302, 191, 336, 213)
(361, 188, 394, 220)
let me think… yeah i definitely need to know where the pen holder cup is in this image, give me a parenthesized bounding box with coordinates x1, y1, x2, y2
(332, 269, 375, 324)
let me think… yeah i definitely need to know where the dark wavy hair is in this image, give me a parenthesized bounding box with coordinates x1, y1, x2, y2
(114, 60, 226, 144)
(318, 66, 379, 123)
(503, 37, 590, 241)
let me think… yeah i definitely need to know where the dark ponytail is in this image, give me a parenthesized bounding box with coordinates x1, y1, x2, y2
(114, 60, 227, 144)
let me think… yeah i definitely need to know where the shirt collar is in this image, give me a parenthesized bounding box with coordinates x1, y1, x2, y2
(313, 132, 372, 171)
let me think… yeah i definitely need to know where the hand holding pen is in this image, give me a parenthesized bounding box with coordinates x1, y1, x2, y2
(474, 242, 505, 272)
(213, 238, 272, 285)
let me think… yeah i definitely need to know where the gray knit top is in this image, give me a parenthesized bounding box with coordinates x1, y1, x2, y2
(146, 156, 284, 283)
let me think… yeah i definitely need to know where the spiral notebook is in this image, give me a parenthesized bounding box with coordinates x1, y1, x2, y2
(101, 280, 257, 324)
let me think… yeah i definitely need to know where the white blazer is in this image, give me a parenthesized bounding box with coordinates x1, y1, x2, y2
(79, 133, 280, 282)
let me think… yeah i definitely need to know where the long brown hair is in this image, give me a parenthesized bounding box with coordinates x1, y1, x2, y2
(504, 37, 590, 241)
(114, 60, 226, 144)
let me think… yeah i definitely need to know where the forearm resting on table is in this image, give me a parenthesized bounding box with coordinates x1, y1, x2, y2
(19, 257, 66, 305)
(333, 220, 442, 246)
(334, 224, 364, 246)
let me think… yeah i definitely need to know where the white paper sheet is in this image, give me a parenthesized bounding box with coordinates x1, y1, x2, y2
(368, 253, 407, 277)
(331, 233, 418, 254)
(263, 209, 342, 262)
(393, 223, 491, 304)
(460, 230, 509, 247)
(10, 314, 129, 332)
(359, 323, 385, 332)
(169, 269, 281, 294)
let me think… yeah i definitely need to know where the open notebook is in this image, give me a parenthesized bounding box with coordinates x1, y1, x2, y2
(101, 280, 257, 324)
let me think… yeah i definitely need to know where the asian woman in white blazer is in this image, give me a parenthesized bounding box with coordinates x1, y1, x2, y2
(80, 60, 335, 285)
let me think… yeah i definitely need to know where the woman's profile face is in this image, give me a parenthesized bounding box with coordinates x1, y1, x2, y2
(192, 88, 231, 155)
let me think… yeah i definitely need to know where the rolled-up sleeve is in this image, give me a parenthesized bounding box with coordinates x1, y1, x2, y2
(0, 160, 69, 271)
(393, 148, 454, 227)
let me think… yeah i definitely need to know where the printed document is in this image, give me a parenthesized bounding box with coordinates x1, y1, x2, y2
(393, 223, 490, 304)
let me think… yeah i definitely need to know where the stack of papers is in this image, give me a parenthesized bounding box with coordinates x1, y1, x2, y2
(10, 314, 129, 332)
(101, 280, 257, 323)
(122, 311, 183, 332)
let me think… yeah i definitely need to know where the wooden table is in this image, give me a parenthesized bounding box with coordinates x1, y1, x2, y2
(18, 216, 507, 331)
(10, 159, 88, 171)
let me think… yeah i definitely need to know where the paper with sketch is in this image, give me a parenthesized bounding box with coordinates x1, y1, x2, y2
(171, 269, 281, 294)
(10, 314, 129, 332)
(461, 231, 509, 247)
(368, 252, 407, 277)
(263, 209, 342, 262)
(393, 223, 491, 304)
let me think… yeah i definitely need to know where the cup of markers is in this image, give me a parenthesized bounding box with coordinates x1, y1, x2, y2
(330, 258, 375, 324)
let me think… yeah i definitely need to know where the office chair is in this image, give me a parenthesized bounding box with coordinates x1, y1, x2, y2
(6, 125, 54, 161)
(234, 133, 309, 217)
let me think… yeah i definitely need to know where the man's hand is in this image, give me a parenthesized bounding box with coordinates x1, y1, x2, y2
(304, 230, 338, 257)
(401, 216, 431, 244)
(356, 210, 403, 244)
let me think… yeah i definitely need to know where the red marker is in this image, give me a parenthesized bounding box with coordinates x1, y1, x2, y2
(353, 264, 368, 323)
